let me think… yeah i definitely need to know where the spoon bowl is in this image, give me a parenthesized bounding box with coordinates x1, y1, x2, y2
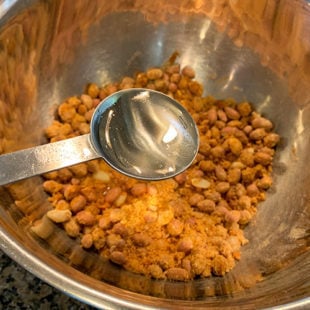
(91, 88, 199, 180)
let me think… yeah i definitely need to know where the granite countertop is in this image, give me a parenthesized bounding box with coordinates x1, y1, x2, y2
(0, 250, 96, 309)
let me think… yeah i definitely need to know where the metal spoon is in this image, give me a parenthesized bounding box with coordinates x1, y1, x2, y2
(0, 89, 199, 186)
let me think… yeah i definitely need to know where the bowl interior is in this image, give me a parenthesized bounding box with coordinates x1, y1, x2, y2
(0, 0, 309, 309)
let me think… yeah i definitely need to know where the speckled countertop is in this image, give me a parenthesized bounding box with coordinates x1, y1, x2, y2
(0, 250, 95, 309)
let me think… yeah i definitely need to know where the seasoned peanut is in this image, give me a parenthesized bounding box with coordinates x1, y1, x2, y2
(70, 195, 86, 213)
(181, 65, 195, 78)
(92, 170, 110, 182)
(63, 184, 80, 200)
(199, 160, 215, 172)
(75, 210, 96, 226)
(132, 233, 151, 247)
(264, 133, 280, 147)
(146, 68, 163, 80)
(227, 137, 243, 156)
(251, 117, 273, 130)
(246, 183, 260, 196)
(189, 193, 204, 206)
(257, 175, 273, 189)
(237, 102, 252, 116)
(217, 109, 227, 122)
(174, 172, 187, 184)
(211, 145, 225, 158)
(157, 208, 174, 226)
(166, 267, 189, 281)
(81, 234, 93, 249)
(112, 223, 128, 237)
(197, 199, 216, 213)
(131, 183, 147, 196)
(227, 168, 241, 184)
(191, 178, 211, 189)
(207, 108, 217, 124)
(31, 215, 54, 239)
(254, 151, 273, 165)
(177, 238, 193, 254)
(47, 209, 72, 223)
(58, 103, 76, 122)
(167, 218, 184, 236)
(110, 251, 127, 265)
(225, 210, 241, 223)
(114, 192, 127, 207)
(86, 83, 99, 98)
(43, 180, 62, 194)
(80, 94, 93, 109)
(63, 218, 80, 237)
(106, 234, 124, 248)
(238, 195, 252, 209)
(224, 106, 240, 120)
(216, 182, 230, 193)
(148, 264, 164, 279)
(105, 187, 122, 203)
(249, 128, 267, 140)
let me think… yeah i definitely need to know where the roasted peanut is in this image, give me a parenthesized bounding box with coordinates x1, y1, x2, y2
(75, 210, 96, 226)
(31, 215, 54, 239)
(63, 218, 80, 237)
(264, 133, 280, 147)
(43, 180, 63, 194)
(166, 267, 189, 281)
(146, 68, 163, 80)
(130, 183, 147, 196)
(216, 182, 230, 193)
(249, 128, 267, 140)
(81, 234, 93, 249)
(167, 218, 184, 236)
(224, 106, 240, 120)
(207, 108, 217, 124)
(47, 209, 72, 223)
(254, 151, 273, 166)
(227, 137, 243, 156)
(199, 160, 215, 172)
(237, 102, 252, 116)
(177, 238, 193, 254)
(227, 168, 241, 184)
(251, 116, 273, 130)
(197, 199, 216, 213)
(58, 103, 76, 122)
(132, 233, 151, 247)
(70, 195, 87, 213)
(63, 184, 80, 200)
(189, 193, 204, 206)
(86, 83, 99, 98)
(191, 178, 211, 189)
(181, 65, 195, 78)
(110, 251, 126, 265)
(105, 187, 122, 203)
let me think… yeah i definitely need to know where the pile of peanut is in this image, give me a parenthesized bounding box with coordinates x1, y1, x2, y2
(34, 55, 280, 281)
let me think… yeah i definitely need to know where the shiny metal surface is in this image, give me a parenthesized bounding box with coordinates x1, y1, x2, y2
(0, 89, 198, 185)
(91, 89, 199, 180)
(0, 0, 309, 309)
(0, 134, 98, 186)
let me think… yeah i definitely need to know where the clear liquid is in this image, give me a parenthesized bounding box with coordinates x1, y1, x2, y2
(96, 90, 198, 180)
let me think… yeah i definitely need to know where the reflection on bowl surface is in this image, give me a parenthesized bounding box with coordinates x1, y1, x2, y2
(0, 0, 309, 309)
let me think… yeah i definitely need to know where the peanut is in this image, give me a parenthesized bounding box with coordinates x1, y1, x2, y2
(47, 209, 72, 223)
(75, 210, 96, 226)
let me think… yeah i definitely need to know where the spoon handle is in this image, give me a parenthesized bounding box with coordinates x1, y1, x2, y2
(0, 134, 100, 186)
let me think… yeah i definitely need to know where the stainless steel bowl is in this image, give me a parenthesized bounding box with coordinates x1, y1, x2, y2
(0, 0, 309, 308)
